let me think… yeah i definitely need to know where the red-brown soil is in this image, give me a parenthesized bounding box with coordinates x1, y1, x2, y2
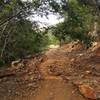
(0, 42, 100, 100)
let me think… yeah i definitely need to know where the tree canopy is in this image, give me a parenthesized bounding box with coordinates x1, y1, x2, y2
(50, 0, 100, 47)
(0, 0, 100, 65)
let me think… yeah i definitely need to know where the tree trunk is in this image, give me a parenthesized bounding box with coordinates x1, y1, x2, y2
(92, 22, 98, 37)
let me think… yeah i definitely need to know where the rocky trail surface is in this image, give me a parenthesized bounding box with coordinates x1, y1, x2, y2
(0, 42, 100, 100)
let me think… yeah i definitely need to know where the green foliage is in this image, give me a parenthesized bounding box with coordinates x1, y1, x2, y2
(47, 33, 59, 45)
(0, 0, 53, 65)
(51, 0, 95, 47)
(67, 0, 94, 33)
(0, 0, 99, 66)
(66, 0, 95, 47)
(0, 20, 49, 63)
(0, 59, 5, 66)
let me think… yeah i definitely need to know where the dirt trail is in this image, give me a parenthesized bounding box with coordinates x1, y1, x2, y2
(32, 45, 87, 100)
(0, 42, 99, 100)
(32, 42, 100, 100)
(33, 79, 85, 100)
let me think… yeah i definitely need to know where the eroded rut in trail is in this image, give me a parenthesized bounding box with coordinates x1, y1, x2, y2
(33, 79, 85, 100)
(32, 46, 87, 100)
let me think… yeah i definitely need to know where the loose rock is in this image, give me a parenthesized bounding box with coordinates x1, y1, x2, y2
(79, 84, 97, 99)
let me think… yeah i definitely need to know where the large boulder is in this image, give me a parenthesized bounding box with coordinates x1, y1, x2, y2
(79, 84, 97, 99)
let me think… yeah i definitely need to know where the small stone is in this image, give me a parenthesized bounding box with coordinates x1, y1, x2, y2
(8, 90, 12, 93)
(70, 58, 75, 62)
(28, 83, 33, 87)
(97, 93, 100, 100)
(0, 79, 2, 82)
(79, 53, 83, 56)
(85, 71, 91, 74)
